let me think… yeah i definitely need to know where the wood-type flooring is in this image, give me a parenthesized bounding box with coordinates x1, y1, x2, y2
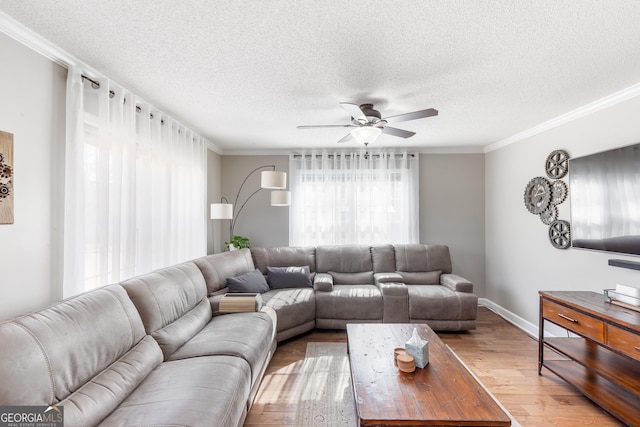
(244, 307, 624, 427)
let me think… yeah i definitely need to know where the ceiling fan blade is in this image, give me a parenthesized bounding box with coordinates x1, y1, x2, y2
(297, 124, 355, 129)
(384, 108, 438, 124)
(339, 102, 367, 122)
(381, 126, 416, 138)
(337, 133, 354, 143)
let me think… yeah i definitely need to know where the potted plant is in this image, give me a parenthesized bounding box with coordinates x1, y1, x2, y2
(226, 235, 250, 251)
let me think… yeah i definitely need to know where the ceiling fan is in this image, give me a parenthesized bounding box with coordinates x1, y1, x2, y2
(297, 102, 438, 146)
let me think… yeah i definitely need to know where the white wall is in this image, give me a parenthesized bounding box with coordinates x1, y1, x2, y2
(0, 33, 66, 321)
(486, 94, 640, 327)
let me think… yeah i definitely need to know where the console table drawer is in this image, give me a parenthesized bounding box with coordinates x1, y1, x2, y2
(607, 324, 640, 362)
(542, 299, 604, 343)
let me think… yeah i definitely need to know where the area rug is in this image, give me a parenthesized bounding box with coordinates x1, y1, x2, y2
(294, 342, 358, 427)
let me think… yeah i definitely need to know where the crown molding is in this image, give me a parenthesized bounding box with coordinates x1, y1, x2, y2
(219, 146, 484, 156)
(415, 146, 484, 154)
(206, 141, 224, 155)
(1, 10, 78, 69)
(484, 81, 640, 153)
(2, 11, 215, 151)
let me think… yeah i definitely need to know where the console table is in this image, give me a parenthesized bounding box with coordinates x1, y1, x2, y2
(539, 291, 640, 426)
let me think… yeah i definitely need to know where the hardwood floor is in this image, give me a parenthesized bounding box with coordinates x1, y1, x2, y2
(245, 307, 624, 426)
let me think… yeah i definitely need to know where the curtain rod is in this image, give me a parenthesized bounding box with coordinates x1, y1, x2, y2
(292, 153, 416, 159)
(81, 74, 166, 125)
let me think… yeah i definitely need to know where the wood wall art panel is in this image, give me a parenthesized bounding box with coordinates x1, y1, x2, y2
(0, 131, 14, 224)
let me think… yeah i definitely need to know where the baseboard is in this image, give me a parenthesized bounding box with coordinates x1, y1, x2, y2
(478, 298, 541, 339)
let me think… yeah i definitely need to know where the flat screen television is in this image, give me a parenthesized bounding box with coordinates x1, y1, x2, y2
(569, 142, 640, 256)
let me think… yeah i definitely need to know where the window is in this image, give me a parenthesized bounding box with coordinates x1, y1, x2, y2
(289, 151, 419, 246)
(64, 68, 207, 296)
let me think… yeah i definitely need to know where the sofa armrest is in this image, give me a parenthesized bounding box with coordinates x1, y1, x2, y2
(314, 273, 334, 292)
(374, 281, 408, 297)
(440, 273, 474, 293)
(209, 294, 224, 315)
(374, 272, 404, 285)
(372, 278, 409, 323)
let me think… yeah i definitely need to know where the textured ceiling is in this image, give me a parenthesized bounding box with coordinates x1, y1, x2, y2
(2, 1, 640, 153)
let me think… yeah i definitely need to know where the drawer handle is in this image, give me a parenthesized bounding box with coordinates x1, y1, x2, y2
(557, 313, 578, 323)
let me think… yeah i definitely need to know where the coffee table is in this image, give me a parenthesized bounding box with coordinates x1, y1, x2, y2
(346, 323, 511, 426)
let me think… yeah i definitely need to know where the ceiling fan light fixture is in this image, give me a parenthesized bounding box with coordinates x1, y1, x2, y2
(351, 126, 382, 145)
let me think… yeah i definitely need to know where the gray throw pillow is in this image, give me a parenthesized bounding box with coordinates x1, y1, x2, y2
(226, 269, 270, 293)
(267, 266, 312, 289)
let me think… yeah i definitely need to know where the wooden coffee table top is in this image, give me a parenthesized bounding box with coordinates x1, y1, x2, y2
(346, 323, 511, 426)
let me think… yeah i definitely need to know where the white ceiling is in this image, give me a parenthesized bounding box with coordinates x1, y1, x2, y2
(2, 1, 640, 153)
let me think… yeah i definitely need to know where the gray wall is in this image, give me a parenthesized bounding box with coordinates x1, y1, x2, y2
(216, 153, 487, 296)
(485, 94, 640, 327)
(0, 33, 66, 321)
(218, 155, 290, 249)
(420, 154, 486, 296)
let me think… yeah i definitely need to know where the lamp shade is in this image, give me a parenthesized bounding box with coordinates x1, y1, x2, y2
(271, 190, 291, 206)
(210, 203, 233, 219)
(261, 170, 287, 189)
(351, 126, 382, 145)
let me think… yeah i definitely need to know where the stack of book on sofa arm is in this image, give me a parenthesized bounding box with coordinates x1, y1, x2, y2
(0, 244, 477, 426)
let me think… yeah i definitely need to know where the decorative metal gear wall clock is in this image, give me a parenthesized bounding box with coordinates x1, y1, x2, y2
(546, 150, 569, 179)
(549, 219, 571, 249)
(523, 177, 551, 214)
(540, 205, 558, 225)
(523, 149, 571, 249)
(550, 180, 567, 205)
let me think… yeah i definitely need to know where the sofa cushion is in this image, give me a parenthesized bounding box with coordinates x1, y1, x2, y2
(407, 285, 478, 321)
(99, 355, 251, 427)
(267, 266, 312, 289)
(168, 311, 274, 385)
(399, 270, 441, 285)
(371, 244, 396, 273)
(394, 244, 453, 274)
(315, 284, 383, 320)
(121, 261, 212, 360)
(0, 285, 160, 427)
(262, 288, 316, 334)
(193, 249, 255, 295)
(329, 270, 373, 285)
(316, 244, 373, 273)
(62, 336, 163, 426)
(226, 269, 270, 293)
(251, 246, 316, 274)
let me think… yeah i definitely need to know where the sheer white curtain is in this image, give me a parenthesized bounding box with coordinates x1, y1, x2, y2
(289, 151, 419, 246)
(64, 66, 207, 297)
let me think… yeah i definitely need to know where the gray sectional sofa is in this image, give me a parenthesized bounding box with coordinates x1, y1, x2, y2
(0, 243, 477, 427)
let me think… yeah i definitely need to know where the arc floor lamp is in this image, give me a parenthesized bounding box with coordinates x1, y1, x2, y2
(210, 165, 291, 246)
